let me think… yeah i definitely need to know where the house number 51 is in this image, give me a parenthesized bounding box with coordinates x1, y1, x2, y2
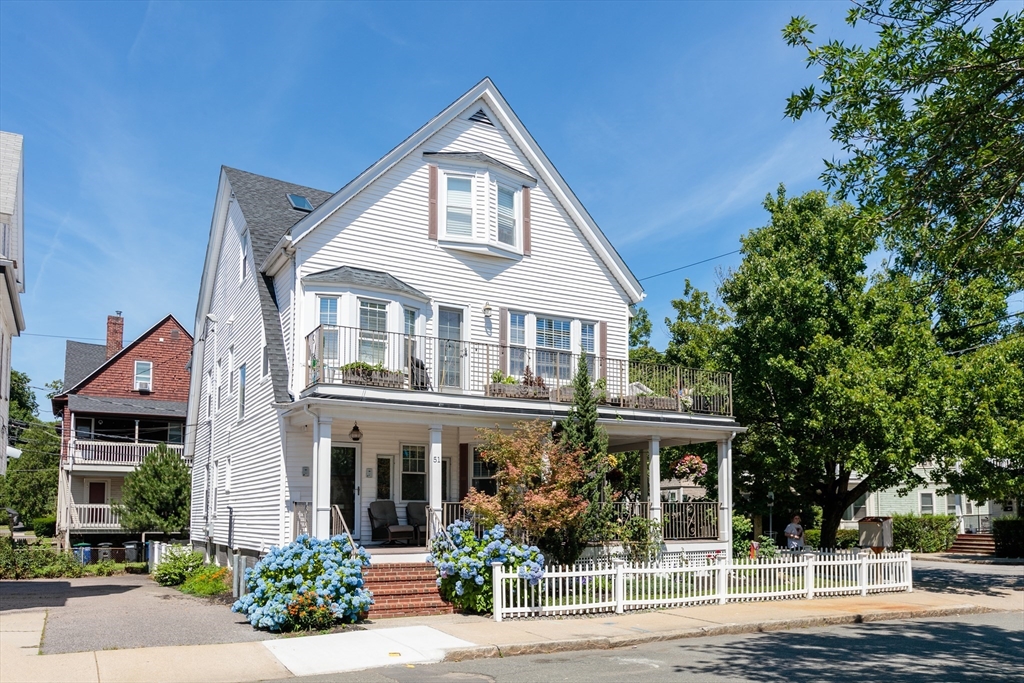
(432, 455, 441, 464)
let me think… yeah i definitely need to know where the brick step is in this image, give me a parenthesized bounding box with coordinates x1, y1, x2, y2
(368, 605, 454, 619)
(362, 562, 452, 618)
(366, 584, 443, 598)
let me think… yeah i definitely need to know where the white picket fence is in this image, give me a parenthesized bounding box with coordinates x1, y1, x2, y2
(492, 550, 912, 621)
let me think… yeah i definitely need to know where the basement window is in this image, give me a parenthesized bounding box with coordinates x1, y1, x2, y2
(287, 194, 314, 212)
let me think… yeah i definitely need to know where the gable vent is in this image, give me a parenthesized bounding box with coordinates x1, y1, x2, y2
(468, 109, 494, 126)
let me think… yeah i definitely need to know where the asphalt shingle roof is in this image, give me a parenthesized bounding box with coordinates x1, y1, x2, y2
(67, 394, 188, 419)
(222, 167, 333, 403)
(303, 265, 428, 300)
(62, 341, 107, 390)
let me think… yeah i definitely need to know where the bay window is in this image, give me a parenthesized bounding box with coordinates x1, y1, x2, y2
(536, 316, 572, 380)
(445, 177, 473, 238)
(497, 186, 516, 246)
(318, 296, 339, 365)
(509, 312, 526, 377)
(358, 299, 387, 365)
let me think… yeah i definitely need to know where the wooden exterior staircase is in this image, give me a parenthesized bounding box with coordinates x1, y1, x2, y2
(363, 563, 453, 619)
(947, 533, 996, 555)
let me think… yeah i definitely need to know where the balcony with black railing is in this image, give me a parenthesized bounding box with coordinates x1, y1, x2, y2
(304, 324, 732, 416)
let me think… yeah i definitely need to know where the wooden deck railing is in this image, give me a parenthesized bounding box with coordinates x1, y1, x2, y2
(71, 440, 189, 467)
(69, 504, 121, 530)
(304, 324, 732, 416)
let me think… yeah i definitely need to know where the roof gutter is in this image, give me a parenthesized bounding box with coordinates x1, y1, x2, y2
(261, 234, 294, 276)
(0, 260, 26, 332)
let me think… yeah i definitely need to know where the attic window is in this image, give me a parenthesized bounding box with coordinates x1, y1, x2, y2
(287, 194, 314, 212)
(468, 109, 494, 126)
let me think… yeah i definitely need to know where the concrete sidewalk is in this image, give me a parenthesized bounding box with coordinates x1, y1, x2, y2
(2, 588, 1021, 683)
(912, 552, 1024, 565)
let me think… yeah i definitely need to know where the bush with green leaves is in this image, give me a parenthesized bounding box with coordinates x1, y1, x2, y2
(732, 515, 753, 557)
(32, 517, 56, 538)
(125, 562, 148, 574)
(618, 516, 662, 563)
(0, 537, 82, 579)
(992, 517, 1024, 558)
(892, 514, 958, 553)
(804, 528, 859, 550)
(153, 546, 205, 586)
(181, 565, 231, 596)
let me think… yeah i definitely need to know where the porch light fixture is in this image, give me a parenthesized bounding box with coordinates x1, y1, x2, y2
(349, 423, 363, 441)
(482, 302, 493, 318)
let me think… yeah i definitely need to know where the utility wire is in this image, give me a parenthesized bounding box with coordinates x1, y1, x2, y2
(22, 333, 107, 341)
(638, 250, 741, 282)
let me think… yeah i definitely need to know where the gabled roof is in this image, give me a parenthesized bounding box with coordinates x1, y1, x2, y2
(422, 151, 537, 184)
(63, 341, 107, 389)
(263, 78, 644, 304)
(58, 314, 192, 397)
(302, 265, 428, 301)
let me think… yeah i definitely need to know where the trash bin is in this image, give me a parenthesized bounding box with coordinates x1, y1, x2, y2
(123, 541, 140, 563)
(97, 542, 113, 562)
(73, 543, 91, 565)
(858, 516, 893, 551)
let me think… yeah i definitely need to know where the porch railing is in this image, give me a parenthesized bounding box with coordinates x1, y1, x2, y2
(71, 440, 189, 467)
(70, 504, 121, 530)
(304, 324, 732, 416)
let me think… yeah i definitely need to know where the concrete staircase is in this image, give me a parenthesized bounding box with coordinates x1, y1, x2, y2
(363, 563, 453, 619)
(947, 533, 996, 555)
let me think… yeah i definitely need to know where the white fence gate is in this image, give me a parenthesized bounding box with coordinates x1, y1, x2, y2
(492, 550, 912, 621)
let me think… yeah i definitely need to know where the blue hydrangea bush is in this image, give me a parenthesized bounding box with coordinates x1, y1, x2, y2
(428, 520, 544, 614)
(232, 535, 373, 631)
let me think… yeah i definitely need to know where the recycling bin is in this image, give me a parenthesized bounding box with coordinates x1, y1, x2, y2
(858, 516, 893, 551)
(73, 543, 91, 565)
(97, 542, 113, 562)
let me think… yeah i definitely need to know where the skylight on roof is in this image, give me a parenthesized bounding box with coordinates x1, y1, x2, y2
(287, 193, 314, 212)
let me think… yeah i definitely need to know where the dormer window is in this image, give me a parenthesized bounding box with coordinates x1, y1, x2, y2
(445, 177, 473, 238)
(497, 186, 516, 246)
(287, 193, 314, 212)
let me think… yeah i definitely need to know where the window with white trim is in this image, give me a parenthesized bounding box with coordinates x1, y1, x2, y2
(240, 231, 249, 280)
(445, 176, 473, 238)
(228, 347, 235, 394)
(581, 322, 596, 377)
(403, 307, 418, 363)
(318, 296, 339, 365)
(472, 447, 498, 496)
(920, 492, 934, 515)
(401, 444, 426, 501)
(497, 186, 516, 246)
(216, 359, 224, 408)
(358, 299, 387, 364)
(134, 360, 153, 391)
(946, 495, 958, 515)
(536, 317, 572, 380)
(237, 363, 247, 419)
(509, 312, 526, 377)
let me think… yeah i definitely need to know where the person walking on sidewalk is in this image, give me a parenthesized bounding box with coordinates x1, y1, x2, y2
(784, 515, 805, 549)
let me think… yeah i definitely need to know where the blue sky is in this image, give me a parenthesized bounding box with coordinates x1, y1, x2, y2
(1, 0, 857, 410)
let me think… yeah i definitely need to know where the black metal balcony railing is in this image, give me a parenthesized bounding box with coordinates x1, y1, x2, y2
(305, 325, 732, 416)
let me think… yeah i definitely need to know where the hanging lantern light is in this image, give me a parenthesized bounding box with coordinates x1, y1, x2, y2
(349, 423, 363, 441)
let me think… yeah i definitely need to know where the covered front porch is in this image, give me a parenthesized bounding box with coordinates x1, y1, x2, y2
(281, 394, 738, 560)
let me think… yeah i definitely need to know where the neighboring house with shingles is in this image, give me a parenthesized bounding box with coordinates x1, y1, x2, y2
(0, 131, 27, 473)
(52, 313, 193, 547)
(186, 79, 742, 581)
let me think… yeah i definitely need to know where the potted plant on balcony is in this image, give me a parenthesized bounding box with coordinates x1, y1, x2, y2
(337, 361, 404, 389)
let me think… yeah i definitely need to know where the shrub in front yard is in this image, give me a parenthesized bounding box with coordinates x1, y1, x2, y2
(892, 514, 958, 552)
(232, 534, 373, 632)
(429, 520, 544, 615)
(125, 562, 149, 574)
(181, 565, 231, 596)
(992, 517, 1024, 558)
(153, 546, 205, 586)
(31, 517, 56, 538)
(0, 537, 82, 579)
(88, 560, 120, 576)
(804, 528, 859, 549)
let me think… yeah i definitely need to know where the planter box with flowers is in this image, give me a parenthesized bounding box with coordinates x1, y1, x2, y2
(486, 368, 550, 401)
(337, 361, 404, 389)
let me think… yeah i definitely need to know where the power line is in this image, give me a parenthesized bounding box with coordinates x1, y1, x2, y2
(22, 333, 107, 341)
(638, 250, 741, 282)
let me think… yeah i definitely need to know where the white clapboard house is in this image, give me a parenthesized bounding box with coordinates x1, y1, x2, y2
(186, 79, 742, 569)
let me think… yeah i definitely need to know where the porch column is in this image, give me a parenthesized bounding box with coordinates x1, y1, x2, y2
(648, 436, 661, 524)
(428, 425, 443, 527)
(718, 436, 733, 563)
(640, 450, 649, 503)
(314, 417, 332, 538)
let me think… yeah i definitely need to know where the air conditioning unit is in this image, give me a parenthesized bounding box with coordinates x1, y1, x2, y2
(137, 381, 151, 393)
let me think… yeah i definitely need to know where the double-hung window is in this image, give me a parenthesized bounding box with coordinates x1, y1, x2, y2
(472, 447, 498, 496)
(497, 186, 516, 246)
(920, 492, 934, 515)
(536, 317, 572, 381)
(134, 360, 153, 391)
(318, 297, 340, 366)
(358, 300, 387, 365)
(445, 176, 473, 238)
(581, 322, 596, 378)
(403, 307, 417, 363)
(509, 312, 526, 377)
(401, 444, 427, 501)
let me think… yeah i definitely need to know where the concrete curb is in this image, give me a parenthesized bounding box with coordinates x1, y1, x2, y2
(912, 554, 1023, 566)
(442, 604, 1000, 662)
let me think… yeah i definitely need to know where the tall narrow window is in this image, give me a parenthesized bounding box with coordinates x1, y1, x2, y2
(497, 186, 516, 246)
(216, 360, 224, 408)
(920, 492, 934, 515)
(358, 300, 387, 364)
(240, 232, 249, 280)
(376, 456, 393, 500)
(238, 364, 247, 419)
(946, 495, 958, 515)
(471, 447, 498, 496)
(445, 177, 473, 237)
(536, 317, 572, 381)
(404, 307, 417, 363)
(509, 312, 526, 377)
(261, 344, 269, 378)
(207, 370, 214, 418)
(319, 297, 339, 366)
(581, 322, 596, 377)
(401, 444, 427, 501)
(134, 360, 153, 391)
(228, 347, 235, 393)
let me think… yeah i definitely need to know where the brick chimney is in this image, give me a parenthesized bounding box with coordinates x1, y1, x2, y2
(106, 312, 124, 359)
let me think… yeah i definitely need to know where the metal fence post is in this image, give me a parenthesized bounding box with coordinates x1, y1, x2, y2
(492, 561, 504, 622)
(804, 552, 816, 600)
(613, 559, 625, 614)
(717, 555, 728, 605)
(859, 550, 869, 596)
(903, 550, 913, 593)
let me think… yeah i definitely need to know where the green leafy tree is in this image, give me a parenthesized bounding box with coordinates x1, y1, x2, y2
(4, 423, 60, 520)
(115, 444, 191, 533)
(665, 280, 731, 371)
(721, 188, 945, 548)
(783, 0, 1024, 288)
(44, 380, 64, 400)
(629, 307, 664, 365)
(10, 370, 39, 425)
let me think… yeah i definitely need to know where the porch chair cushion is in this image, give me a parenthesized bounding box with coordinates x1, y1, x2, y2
(405, 502, 429, 545)
(368, 500, 414, 544)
